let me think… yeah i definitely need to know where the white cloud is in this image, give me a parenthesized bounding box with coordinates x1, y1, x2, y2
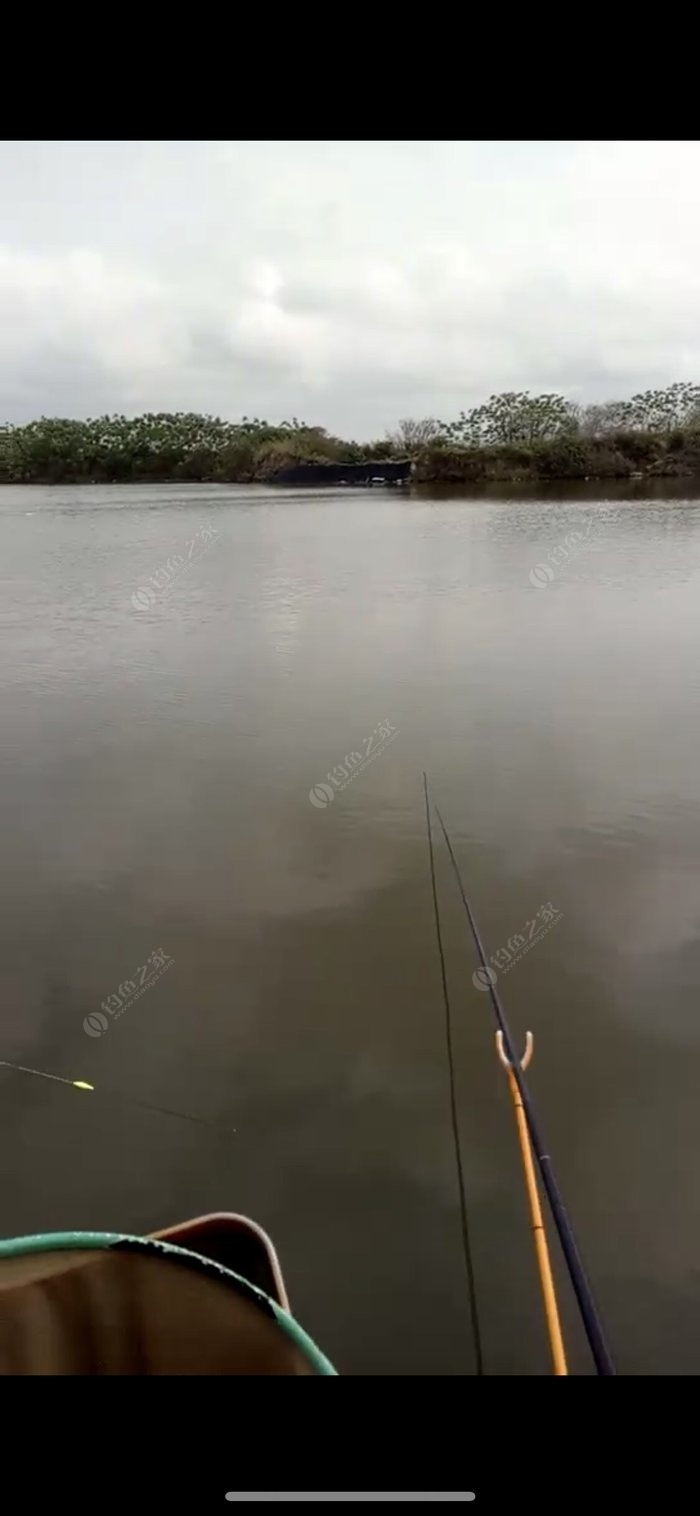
(1, 140, 700, 435)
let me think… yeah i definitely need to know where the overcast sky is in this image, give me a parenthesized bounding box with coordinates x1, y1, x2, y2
(1, 140, 699, 438)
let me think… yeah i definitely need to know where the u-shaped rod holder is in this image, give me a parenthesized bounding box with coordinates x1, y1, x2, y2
(496, 1028, 534, 1071)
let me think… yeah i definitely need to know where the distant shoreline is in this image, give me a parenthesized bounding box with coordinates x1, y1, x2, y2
(3, 463, 700, 488)
(3, 393, 700, 487)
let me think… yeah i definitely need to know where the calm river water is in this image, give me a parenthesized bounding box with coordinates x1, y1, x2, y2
(2, 478, 700, 1375)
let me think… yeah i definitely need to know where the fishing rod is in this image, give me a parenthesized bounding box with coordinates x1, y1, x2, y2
(495, 1029, 567, 1375)
(0, 1059, 236, 1136)
(423, 777, 484, 1375)
(425, 776, 562, 1375)
(424, 775, 615, 1377)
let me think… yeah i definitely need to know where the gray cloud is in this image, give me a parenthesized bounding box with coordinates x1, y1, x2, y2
(2, 140, 700, 436)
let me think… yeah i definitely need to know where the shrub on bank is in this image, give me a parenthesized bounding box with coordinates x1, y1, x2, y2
(647, 429, 700, 476)
(529, 438, 590, 478)
(414, 437, 633, 482)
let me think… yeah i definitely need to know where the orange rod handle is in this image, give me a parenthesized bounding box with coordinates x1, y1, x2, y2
(496, 1032, 568, 1376)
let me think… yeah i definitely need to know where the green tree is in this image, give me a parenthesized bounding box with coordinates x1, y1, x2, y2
(446, 392, 577, 447)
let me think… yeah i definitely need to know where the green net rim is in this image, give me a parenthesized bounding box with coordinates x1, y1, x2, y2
(0, 1230, 337, 1376)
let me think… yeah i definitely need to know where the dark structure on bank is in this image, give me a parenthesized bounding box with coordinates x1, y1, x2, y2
(272, 459, 411, 487)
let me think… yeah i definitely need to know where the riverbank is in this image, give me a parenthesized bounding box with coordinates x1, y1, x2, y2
(414, 432, 700, 485)
(2, 404, 700, 486)
(4, 446, 700, 488)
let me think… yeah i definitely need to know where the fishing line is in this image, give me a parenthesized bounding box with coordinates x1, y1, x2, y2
(0, 1059, 236, 1136)
(423, 773, 484, 1375)
(430, 795, 615, 1377)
